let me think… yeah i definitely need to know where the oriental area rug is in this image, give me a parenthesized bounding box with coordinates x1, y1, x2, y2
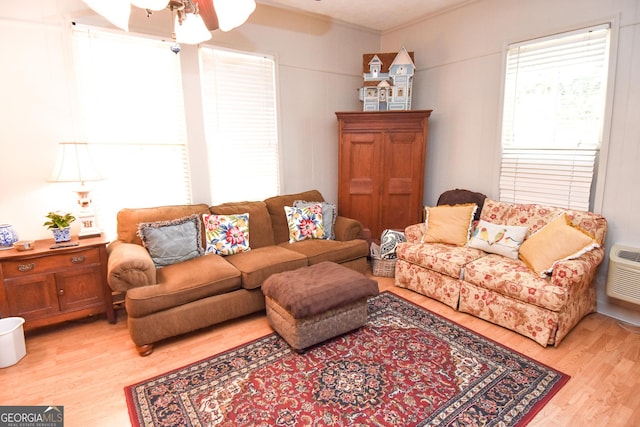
(125, 292, 568, 427)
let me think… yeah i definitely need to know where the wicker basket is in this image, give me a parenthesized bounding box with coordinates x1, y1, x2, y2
(371, 258, 397, 277)
(370, 243, 397, 277)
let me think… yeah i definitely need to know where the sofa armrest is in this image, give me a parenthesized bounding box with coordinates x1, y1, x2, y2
(404, 223, 426, 243)
(333, 216, 362, 241)
(107, 240, 157, 293)
(551, 247, 605, 295)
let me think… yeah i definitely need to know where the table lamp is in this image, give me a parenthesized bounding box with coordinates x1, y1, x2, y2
(48, 142, 104, 239)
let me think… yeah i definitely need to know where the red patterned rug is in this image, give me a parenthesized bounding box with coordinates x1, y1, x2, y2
(125, 292, 568, 426)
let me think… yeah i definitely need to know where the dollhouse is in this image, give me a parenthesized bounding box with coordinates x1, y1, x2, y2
(359, 47, 415, 111)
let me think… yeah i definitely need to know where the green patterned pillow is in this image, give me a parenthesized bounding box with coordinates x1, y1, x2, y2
(202, 213, 250, 256)
(137, 214, 204, 267)
(284, 204, 325, 243)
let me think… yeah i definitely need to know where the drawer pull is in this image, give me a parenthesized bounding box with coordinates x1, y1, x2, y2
(70, 256, 86, 264)
(17, 263, 35, 272)
(58, 288, 64, 296)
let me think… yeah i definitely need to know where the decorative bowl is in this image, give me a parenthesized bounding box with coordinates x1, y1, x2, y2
(14, 240, 35, 251)
(0, 224, 18, 250)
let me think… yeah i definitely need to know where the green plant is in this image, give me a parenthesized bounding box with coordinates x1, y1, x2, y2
(43, 211, 76, 230)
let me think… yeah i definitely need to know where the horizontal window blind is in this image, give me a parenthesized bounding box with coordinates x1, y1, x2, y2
(499, 24, 610, 211)
(198, 47, 280, 204)
(71, 26, 191, 238)
(499, 148, 597, 211)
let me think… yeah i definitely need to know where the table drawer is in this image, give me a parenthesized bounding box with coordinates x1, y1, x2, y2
(1, 248, 100, 279)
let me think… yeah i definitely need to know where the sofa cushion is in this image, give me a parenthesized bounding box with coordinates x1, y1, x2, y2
(285, 204, 325, 242)
(464, 254, 569, 312)
(223, 246, 308, 289)
(125, 254, 242, 318)
(210, 200, 274, 249)
(117, 204, 210, 246)
(264, 190, 326, 244)
(137, 214, 204, 267)
(396, 241, 486, 279)
(422, 204, 477, 246)
(468, 220, 528, 259)
(279, 238, 369, 266)
(480, 199, 607, 245)
(519, 214, 599, 276)
(202, 213, 250, 255)
(294, 200, 337, 240)
(479, 198, 514, 225)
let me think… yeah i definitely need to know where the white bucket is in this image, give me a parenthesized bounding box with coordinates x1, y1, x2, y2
(0, 317, 26, 368)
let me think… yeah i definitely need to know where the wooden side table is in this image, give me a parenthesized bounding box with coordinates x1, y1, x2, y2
(0, 236, 114, 330)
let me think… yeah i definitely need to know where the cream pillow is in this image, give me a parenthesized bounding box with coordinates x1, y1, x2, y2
(519, 213, 599, 276)
(422, 204, 477, 246)
(468, 220, 528, 259)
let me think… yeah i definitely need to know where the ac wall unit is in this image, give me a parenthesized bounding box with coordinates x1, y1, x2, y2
(606, 244, 640, 305)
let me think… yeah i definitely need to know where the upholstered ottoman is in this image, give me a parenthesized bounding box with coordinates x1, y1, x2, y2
(262, 261, 379, 351)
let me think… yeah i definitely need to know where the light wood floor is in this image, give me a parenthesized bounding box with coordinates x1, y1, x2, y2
(2, 273, 639, 427)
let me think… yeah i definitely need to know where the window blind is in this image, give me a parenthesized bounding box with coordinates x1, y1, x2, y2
(71, 26, 191, 238)
(500, 148, 597, 211)
(499, 24, 610, 211)
(198, 47, 280, 204)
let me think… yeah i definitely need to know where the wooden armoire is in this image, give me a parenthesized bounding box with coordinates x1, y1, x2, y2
(336, 110, 432, 240)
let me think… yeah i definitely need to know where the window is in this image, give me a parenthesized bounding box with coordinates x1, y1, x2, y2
(499, 24, 611, 211)
(71, 26, 191, 238)
(198, 47, 280, 204)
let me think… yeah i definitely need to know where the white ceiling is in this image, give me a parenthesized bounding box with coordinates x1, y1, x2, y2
(257, 0, 477, 32)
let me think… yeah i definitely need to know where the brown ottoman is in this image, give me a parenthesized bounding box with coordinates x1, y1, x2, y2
(262, 261, 379, 351)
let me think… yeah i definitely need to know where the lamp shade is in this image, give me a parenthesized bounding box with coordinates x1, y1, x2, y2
(48, 142, 104, 184)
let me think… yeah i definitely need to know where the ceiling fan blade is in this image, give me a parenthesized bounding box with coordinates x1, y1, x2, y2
(195, 0, 219, 31)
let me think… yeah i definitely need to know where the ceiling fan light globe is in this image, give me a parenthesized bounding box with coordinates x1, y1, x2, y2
(213, 0, 256, 32)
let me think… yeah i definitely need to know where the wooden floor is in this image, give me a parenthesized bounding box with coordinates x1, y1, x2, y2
(2, 273, 639, 427)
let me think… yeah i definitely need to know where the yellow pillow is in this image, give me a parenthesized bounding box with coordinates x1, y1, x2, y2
(422, 204, 477, 246)
(519, 213, 599, 276)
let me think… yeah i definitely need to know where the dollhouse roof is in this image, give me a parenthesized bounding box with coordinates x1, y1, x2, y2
(362, 49, 415, 74)
(391, 47, 415, 68)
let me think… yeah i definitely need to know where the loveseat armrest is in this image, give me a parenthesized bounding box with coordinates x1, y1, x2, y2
(107, 240, 157, 293)
(550, 247, 605, 295)
(404, 223, 426, 243)
(333, 216, 362, 241)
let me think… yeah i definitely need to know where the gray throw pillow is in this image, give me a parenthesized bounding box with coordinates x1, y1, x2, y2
(137, 214, 204, 267)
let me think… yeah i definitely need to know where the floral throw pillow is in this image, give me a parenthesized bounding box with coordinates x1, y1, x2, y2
(293, 200, 337, 240)
(202, 213, 250, 256)
(284, 204, 325, 243)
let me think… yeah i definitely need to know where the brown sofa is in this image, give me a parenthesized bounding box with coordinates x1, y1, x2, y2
(107, 190, 369, 355)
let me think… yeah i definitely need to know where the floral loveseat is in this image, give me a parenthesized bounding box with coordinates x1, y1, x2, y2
(395, 196, 607, 347)
(107, 189, 369, 355)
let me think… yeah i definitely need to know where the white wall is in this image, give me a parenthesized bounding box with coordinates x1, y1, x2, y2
(381, 0, 640, 324)
(0, 1, 379, 241)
